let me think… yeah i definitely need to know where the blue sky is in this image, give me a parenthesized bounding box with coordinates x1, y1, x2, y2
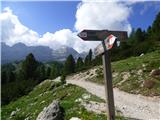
(2, 1, 160, 35)
(2, 1, 78, 35)
(1, 1, 160, 52)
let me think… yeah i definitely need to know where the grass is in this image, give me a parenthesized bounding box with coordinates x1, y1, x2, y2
(85, 50, 160, 96)
(1, 80, 126, 120)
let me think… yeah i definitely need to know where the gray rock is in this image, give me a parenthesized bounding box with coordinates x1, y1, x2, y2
(10, 111, 16, 116)
(36, 100, 63, 120)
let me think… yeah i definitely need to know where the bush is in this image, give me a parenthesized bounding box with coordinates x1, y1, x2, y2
(60, 75, 66, 84)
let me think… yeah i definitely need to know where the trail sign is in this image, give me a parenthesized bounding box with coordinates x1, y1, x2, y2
(77, 29, 127, 41)
(94, 34, 117, 56)
(77, 29, 128, 120)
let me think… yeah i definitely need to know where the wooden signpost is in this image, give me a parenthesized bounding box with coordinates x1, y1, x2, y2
(78, 29, 128, 120)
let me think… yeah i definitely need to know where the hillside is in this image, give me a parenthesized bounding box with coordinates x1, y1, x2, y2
(2, 80, 125, 120)
(69, 50, 160, 96)
(2, 51, 160, 120)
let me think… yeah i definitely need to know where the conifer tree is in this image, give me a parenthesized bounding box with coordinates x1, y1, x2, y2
(76, 57, 84, 71)
(64, 54, 75, 75)
(21, 53, 38, 80)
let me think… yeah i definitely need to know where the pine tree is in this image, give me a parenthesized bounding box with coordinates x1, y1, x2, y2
(152, 12, 160, 34)
(76, 57, 84, 71)
(36, 65, 46, 81)
(50, 65, 58, 79)
(21, 53, 38, 80)
(151, 12, 160, 41)
(46, 67, 51, 78)
(88, 49, 92, 64)
(64, 54, 75, 75)
(135, 28, 145, 43)
(84, 49, 92, 66)
(84, 55, 89, 66)
(6, 70, 15, 83)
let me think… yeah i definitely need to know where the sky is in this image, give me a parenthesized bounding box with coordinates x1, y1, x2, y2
(1, 0, 160, 53)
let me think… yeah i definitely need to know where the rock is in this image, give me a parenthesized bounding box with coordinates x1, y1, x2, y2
(140, 53, 144, 56)
(137, 69, 143, 75)
(143, 80, 155, 89)
(10, 108, 20, 117)
(122, 72, 130, 81)
(10, 111, 16, 116)
(36, 100, 63, 120)
(75, 98, 83, 102)
(82, 94, 91, 100)
(81, 101, 106, 114)
(150, 69, 160, 76)
(70, 117, 81, 120)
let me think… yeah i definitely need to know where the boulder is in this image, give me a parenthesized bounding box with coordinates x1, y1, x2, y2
(143, 80, 155, 89)
(150, 69, 160, 76)
(36, 100, 63, 120)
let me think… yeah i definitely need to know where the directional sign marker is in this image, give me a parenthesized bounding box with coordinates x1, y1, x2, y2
(77, 29, 128, 120)
(94, 34, 117, 56)
(77, 29, 127, 41)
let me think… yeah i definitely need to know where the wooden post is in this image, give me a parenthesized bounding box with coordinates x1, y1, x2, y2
(102, 40, 115, 120)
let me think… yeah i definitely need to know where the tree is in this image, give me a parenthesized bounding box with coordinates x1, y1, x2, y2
(88, 49, 92, 63)
(46, 67, 51, 78)
(152, 12, 160, 34)
(6, 70, 15, 83)
(21, 53, 38, 80)
(151, 12, 160, 41)
(135, 28, 145, 43)
(64, 54, 75, 75)
(1, 71, 7, 84)
(60, 74, 66, 84)
(84, 49, 92, 66)
(36, 65, 46, 82)
(50, 64, 58, 79)
(76, 57, 84, 71)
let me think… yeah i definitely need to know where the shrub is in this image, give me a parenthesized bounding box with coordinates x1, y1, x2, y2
(60, 75, 66, 84)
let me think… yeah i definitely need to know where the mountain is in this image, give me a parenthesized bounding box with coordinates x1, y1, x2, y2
(1, 42, 81, 64)
(52, 46, 80, 61)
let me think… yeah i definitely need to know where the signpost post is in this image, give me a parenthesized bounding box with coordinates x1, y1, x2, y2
(78, 29, 128, 120)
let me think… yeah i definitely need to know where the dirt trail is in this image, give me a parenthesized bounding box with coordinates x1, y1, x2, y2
(67, 79, 160, 120)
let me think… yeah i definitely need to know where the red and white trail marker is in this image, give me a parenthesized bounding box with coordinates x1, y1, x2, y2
(94, 34, 117, 56)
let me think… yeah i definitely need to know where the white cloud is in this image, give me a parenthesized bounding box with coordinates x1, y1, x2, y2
(1, 7, 39, 46)
(1, 1, 132, 53)
(75, 1, 132, 33)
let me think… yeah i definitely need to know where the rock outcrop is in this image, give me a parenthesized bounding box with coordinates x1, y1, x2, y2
(36, 100, 63, 120)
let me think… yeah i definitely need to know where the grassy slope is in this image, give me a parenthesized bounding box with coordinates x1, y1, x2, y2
(87, 50, 160, 96)
(2, 80, 125, 120)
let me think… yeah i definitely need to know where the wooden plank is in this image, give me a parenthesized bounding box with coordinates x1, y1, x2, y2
(78, 29, 128, 41)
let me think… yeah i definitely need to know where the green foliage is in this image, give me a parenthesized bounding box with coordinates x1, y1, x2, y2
(87, 50, 160, 96)
(50, 64, 59, 79)
(21, 53, 39, 80)
(84, 49, 92, 66)
(46, 67, 51, 78)
(76, 57, 84, 71)
(60, 74, 66, 84)
(35, 64, 46, 82)
(64, 54, 75, 75)
(1, 80, 38, 105)
(2, 53, 49, 105)
(2, 80, 120, 120)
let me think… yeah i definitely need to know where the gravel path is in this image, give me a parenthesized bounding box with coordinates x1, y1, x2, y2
(67, 79, 160, 120)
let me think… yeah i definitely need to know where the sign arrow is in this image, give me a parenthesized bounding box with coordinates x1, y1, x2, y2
(78, 29, 128, 41)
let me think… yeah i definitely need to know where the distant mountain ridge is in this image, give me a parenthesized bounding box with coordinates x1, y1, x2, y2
(1, 42, 86, 64)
